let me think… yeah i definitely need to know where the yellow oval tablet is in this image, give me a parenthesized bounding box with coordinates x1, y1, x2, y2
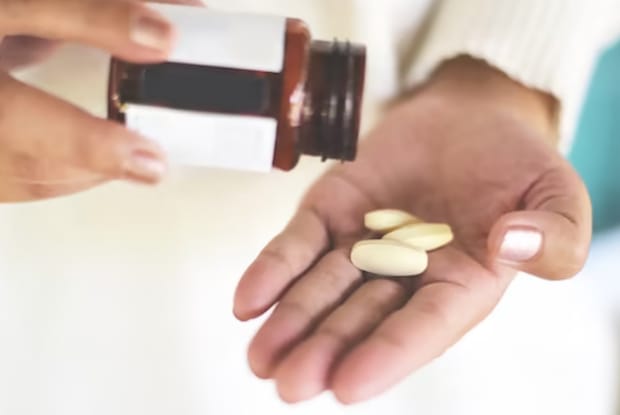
(383, 223, 453, 251)
(364, 209, 421, 233)
(350, 239, 428, 277)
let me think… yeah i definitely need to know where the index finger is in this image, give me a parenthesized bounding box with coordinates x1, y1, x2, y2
(233, 208, 330, 321)
(330, 249, 513, 404)
(0, 0, 175, 62)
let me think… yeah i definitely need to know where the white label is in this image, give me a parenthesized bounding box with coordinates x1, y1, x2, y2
(150, 4, 286, 73)
(125, 104, 277, 172)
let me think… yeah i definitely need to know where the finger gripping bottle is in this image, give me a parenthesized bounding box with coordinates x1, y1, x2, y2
(108, 4, 366, 172)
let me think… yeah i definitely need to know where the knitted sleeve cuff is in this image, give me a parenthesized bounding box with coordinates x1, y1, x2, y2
(406, 0, 619, 153)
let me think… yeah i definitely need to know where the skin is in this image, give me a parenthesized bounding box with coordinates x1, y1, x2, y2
(0, 0, 202, 202)
(233, 57, 592, 404)
(1, 0, 592, 406)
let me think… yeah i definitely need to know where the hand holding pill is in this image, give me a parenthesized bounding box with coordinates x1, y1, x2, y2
(234, 57, 592, 404)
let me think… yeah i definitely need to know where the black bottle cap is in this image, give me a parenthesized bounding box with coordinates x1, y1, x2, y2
(301, 39, 366, 162)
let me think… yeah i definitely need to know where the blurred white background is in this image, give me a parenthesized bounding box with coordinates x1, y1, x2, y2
(0, 1, 619, 413)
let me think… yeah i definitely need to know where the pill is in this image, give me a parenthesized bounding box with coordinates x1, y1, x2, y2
(364, 209, 421, 233)
(350, 239, 428, 277)
(383, 223, 453, 251)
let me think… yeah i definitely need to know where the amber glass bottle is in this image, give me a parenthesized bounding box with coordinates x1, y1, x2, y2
(108, 4, 366, 172)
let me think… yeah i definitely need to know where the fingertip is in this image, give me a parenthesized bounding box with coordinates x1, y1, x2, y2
(332, 390, 360, 406)
(248, 301, 318, 382)
(330, 370, 356, 405)
(108, 128, 168, 184)
(331, 375, 364, 405)
(274, 373, 320, 405)
(122, 154, 167, 185)
(275, 366, 320, 405)
(247, 326, 282, 380)
(330, 345, 382, 405)
(488, 211, 589, 280)
(232, 301, 265, 322)
(273, 337, 336, 403)
(233, 259, 284, 321)
(487, 212, 519, 259)
(276, 389, 300, 405)
(126, 3, 176, 60)
(233, 285, 270, 322)
(496, 226, 544, 265)
(232, 285, 249, 321)
(566, 239, 590, 275)
(232, 307, 251, 322)
(333, 335, 424, 405)
(247, 341, 274, 380)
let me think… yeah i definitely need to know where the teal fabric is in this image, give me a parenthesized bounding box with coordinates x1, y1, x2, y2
(569, 40, 620, 233)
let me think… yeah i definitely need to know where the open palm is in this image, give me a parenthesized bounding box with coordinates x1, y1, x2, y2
(234, 72, 591, 404)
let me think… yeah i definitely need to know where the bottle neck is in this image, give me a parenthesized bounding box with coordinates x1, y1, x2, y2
(298, 40, 366, 162)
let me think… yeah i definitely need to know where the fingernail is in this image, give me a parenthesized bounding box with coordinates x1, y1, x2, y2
(131, 12, 172, 52)
(498, 228, 543, 263)
(126, 153, 167, 183)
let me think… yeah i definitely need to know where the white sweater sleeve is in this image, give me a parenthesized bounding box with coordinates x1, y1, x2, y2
(406, 0, 620, 154)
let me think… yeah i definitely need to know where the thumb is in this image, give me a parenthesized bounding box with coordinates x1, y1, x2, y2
(488, 166, 592, 280)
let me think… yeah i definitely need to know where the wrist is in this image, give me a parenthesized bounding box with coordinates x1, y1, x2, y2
(422, 56, 559, 145)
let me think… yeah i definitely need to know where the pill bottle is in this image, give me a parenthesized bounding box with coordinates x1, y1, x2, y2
(108, 4, 366, 172)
